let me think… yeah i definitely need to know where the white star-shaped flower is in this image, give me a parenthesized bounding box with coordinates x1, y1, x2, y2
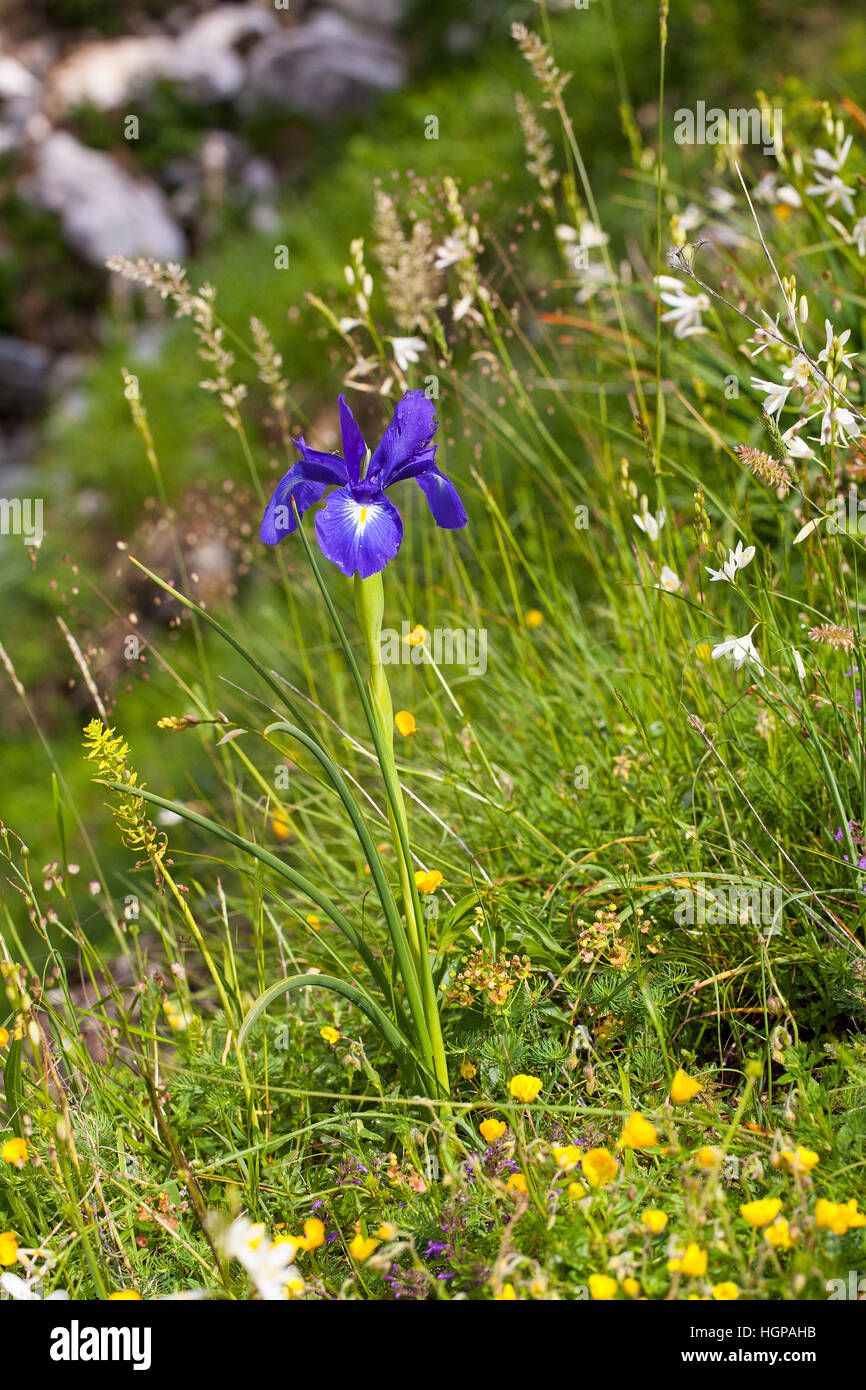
(751, 377, 790, 418)
(806, 169, 856, 218)
(655, 565, 681, 593)
(389, 336, 427, 373)
(656, 276, 710, 339)
(712, 625, 764, 675)
(633, 508, 666, 543)
(820, 403, 862, 447)
(222, 1215, 303, 1301)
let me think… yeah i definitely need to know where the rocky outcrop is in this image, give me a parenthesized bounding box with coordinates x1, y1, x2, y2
(24, 131, 186, 264)
(243, 10, 406, 116)
(49, 5, 282, 112)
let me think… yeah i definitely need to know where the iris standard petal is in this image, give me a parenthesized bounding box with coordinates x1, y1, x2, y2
(415, 468, 467, 529)
(260, 467, 327, 544)
(369, 390, 438, 486)
(314, 487, 403, 578)
(339, 395, 367, 485)
(382, 444, 438, 486)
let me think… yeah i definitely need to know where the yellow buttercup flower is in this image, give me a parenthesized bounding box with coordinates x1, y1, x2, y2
(581, 1147, 618, 1188)
(108, 1291, 142, 1300)
(550, 1144, 581, 1171)
(841, 1199, 865, 1230)
(696, 1145, 721, 1169)
(622, 1277, 640, 1297)
(641, 1209, 668, 1234)
(494, 1283, 517, 1300)
(814, 1198, 866, 1235)
(320, 1026, 341, 1045)
(349, 1234, 379, 1262)
(406, 625, 428, 647)
(297, 1218, 325, 1252)
(394, 710, 417, 737)
(480, 1118, 507, 1143)
(779, 1146, 819, 1175)
(765, 1218, 795, 1250)
(740, 1198, 783, 1228)
(670, 1068, 703, 1104)
(670, 1244, 707, 1277)
(0, 1231, 19, 1266)
(568, 1182, 588, 1201)
(376, 1223, 398, 1240)
(712, 1282, 740, 1301)
(0, 1027, 8, 1047)
(270, 811, 291, 840)
(460, 1061, 477, 1080)
(588, 1273, 618, 1301)
(506, 1173, 528, 1193)
(679, 1245, 708, 1277)
(414, 869, 442, 894)
(618, 1112, 658, 1150)
(509, 1074, 542, 1103)
(1, 1137, 27, 1168)
(814, 1199, 840, 1233)
(525, 609, 544, 630)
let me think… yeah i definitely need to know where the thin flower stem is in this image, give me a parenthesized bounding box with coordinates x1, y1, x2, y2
(355, 571, 450, 1099)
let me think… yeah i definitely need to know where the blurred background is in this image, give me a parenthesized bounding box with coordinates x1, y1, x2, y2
(1, 0, 866, 900)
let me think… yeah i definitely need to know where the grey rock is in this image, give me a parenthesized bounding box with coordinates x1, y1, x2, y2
(328, 0, 404, 27)
(50, 4, 279, 111)
(0, 336, 51, 417)
(0, 49, 43, 145)
(0, 52, 41, 104)
(24, 132, 185, 265)
(244, 10, 406, 117)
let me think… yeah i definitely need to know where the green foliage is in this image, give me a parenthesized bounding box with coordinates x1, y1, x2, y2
(3, 0, 866, 1305)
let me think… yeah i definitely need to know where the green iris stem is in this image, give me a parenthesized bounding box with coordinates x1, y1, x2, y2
(354, 570, 450, 1100)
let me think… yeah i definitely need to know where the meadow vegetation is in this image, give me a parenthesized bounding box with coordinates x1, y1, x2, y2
(1, 3, 866, 1302)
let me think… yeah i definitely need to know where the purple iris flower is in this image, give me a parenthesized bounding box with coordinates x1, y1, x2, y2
(845, 668, 862, 708)
(260, 390, 466, 578)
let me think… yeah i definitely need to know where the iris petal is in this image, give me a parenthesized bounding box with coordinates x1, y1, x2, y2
(314, 487, 403, 578)
(415, 468, 467, 529)
(260, 466, 327, 544)
(369, 390, 438, 486)
(293, 439, 350, 486)
(339, 395, 367, 485)
(383, 445, 438, 486)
